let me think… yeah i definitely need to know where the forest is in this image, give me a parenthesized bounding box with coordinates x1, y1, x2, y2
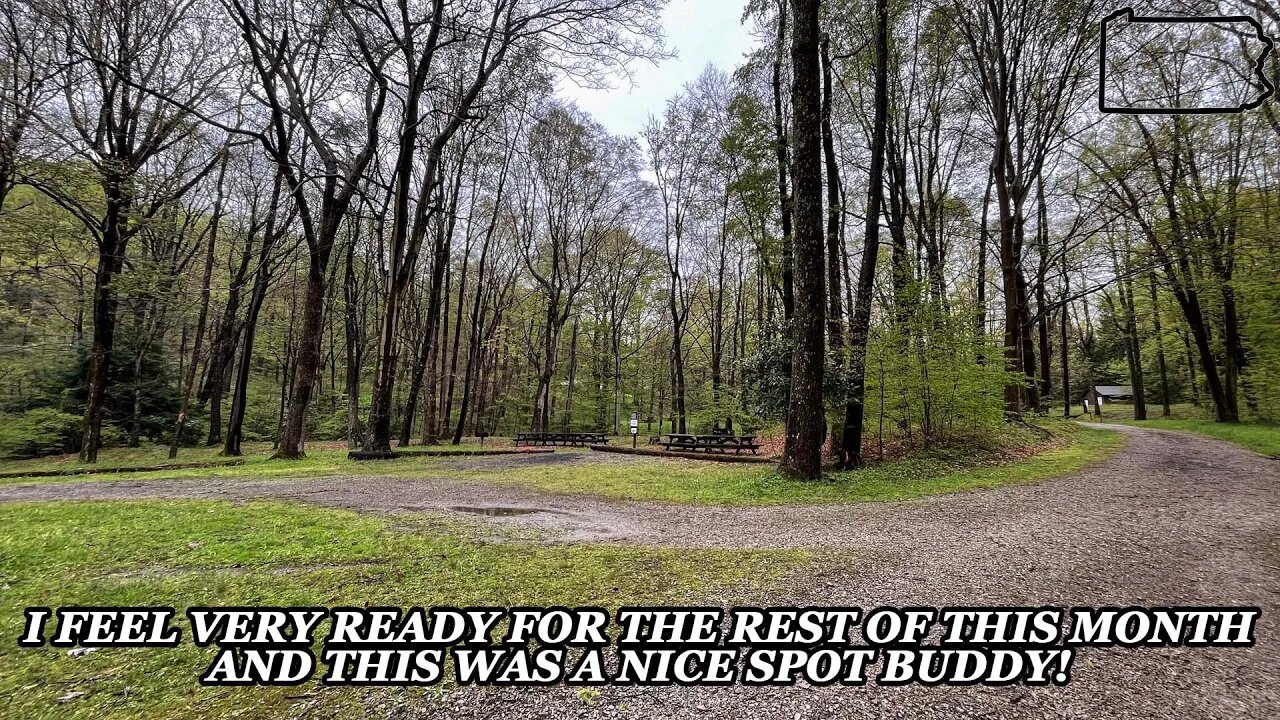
(1, 0, 1278, 479)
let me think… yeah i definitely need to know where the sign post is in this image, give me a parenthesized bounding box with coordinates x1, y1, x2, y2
(630, 412, 639, 448)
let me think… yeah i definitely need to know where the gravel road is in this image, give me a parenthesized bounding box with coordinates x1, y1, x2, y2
(2, 424, 1277, 719)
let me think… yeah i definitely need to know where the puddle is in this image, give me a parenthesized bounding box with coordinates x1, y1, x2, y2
(449, 506, 546, 517)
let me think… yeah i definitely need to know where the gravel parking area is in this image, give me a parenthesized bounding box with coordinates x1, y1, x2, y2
(2, 424, 1276, 718)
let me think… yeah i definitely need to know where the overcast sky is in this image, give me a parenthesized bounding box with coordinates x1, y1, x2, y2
(557, 0, 760, 137)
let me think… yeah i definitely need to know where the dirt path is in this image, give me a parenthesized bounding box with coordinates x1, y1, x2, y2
(3, 424, 1277, 718)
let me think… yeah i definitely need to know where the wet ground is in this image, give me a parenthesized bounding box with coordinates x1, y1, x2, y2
(2, 425, 1277, 718)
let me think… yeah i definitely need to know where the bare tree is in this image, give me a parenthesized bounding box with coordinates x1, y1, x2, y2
(645, 90, 710, 435)
(360, 0, 665, 452)
(0, 0, 54, 213)
(839, 0, 890, 471)
(25, 0, 226, 461)
(219, 0, 389, 457)
(952, 0, 1099, 413)
(519, 105, 639, 432)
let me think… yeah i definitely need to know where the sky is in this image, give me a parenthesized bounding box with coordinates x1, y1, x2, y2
(556, 0, 761, 137)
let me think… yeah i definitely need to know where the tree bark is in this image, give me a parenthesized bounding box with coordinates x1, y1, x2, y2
(1035, 178, 1052, 402)
(80, 185, 129, 462)
(779, 0, 826, 480)
(169, 151, 227, 458)
(821, 33, 844, 351)
(840, 0, 889, 471)
(343, 223, 366, 448)
(773, 0, 794, 320)
(1148, 275, 1171, 416)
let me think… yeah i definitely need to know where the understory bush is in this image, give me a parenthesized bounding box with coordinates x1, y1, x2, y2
(0, 408, 84, 459)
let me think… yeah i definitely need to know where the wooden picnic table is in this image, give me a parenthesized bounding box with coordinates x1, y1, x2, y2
(659, 433, 759, 455)
(513, 431, 609, 447)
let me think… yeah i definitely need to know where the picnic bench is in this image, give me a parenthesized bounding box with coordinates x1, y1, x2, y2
(513, 431, 608, 447)
(658, 433, 759, 455)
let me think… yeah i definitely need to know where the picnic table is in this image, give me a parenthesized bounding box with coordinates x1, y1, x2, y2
(658, 433, 759, 455)
(513, 431, 608, 447)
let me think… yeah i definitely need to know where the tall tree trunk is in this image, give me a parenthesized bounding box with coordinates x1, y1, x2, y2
(531, 301, 565, 433)
(1060, 304, 1071, 418)
(564, 318, 580, 430)
(343, 228, 364, 447)
(202, 213, 263, 448)
(1122, 277, 1147, 421)
(671, 327, 688, 433)
(80, 187, 129, 462)
(1172, 284, 1232, 421)
(443, 250, 470, 431)
(1060, 250, 1071, 418)
(989, 43, 1026, 413)
(841, 0, 889, 471)
(406, 162, 465, 447)
(1035, 178, 1052, 402)
(453, 283, 490, 444)
(224, 262, 272, 457)
(779, 0, 826, 480)
(275, 218, 341, 458)
(711, 197, 729, 406)
(773, 0, 794, 320)
(613, 329, 624, 436)
(431, 262, 453, 439)
(1221, 284, 1243, 420)
(364, 76, 426, 454)
(1016, 266, 1039, 409)
(821, 33, 844, 351)
(169, 152, 227, 458)
(1179, 328, 1200, 406)
(1148, 275, 1171, 416)
(976, 167, 993, 352)
(452, 143, 512, 443)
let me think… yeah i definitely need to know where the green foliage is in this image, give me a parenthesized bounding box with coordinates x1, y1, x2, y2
(740, 328, 851, 421)
(1235, 205, 1280, 421)
(310, 393, 354, 441)
(686, 406, 768, 435)
(23, 327, 180, 445)
(863, 298, 1012, 443)
(0, 408, 84, 459)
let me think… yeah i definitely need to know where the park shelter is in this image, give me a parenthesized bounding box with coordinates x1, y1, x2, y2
(1081, 385, 1133, 413)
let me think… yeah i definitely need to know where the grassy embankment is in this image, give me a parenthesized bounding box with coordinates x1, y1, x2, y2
(1090, 402, 1280, 457)
(457, 422, 1124, 505)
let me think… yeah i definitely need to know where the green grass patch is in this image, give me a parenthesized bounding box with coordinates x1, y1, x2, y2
(458, 425, 1125, 506)
(1088, 402, 1280, 455)
(1102, 417, 1280, 457)
(0, 442, 529, 486)
(0, 499, 812, 719)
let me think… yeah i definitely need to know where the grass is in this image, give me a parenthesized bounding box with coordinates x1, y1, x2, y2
(0, 425, 1126, 506)
(1092, 403, 1280, 457)
(0, 442, 537, 486)
(456, 425, 1126, 506)
(0, 499, 815, 719)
